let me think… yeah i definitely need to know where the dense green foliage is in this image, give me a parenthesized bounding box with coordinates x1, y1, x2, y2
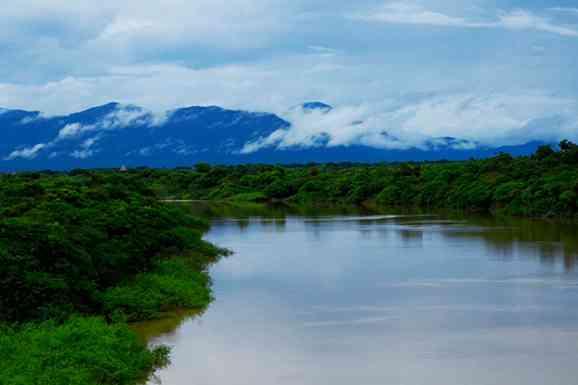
(0, 317, 168, 385)
(146, 142, 578, 218)
(0, 171, 225, 385)
(0, 171, 223, 323)
(102, 257, 213, 322)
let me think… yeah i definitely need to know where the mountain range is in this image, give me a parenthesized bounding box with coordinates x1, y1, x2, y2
(0, 102, 545, 171)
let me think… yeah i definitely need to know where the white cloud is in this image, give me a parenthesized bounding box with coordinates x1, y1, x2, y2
(0, 0, 304, 60)
(242, 92, 578, 152)
(387, 92, 578, 144)
(5, 143, 47, 160)
(499, 9, 578, 37)
(353, 2, 578, 37)
(57, 123, 85, 139)
(81, 137, 99, 149)
(127, 138, 198, 158)
(70, 149, 96, 159)
(0, 59, 347, 115)
(92, 0, 293, 51)
(4, 104, 166, 160)
(55, 105, 164, 141)
(352, 2, 489, 28)
(0, 0, 319, 91)
(70, 134, 101, 158)
(19, 114, 44, 125)
(10, 85, 578, 158)
(243, 103, 413, 153)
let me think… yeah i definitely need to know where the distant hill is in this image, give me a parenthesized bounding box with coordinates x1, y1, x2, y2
(0, 102, 546, 171)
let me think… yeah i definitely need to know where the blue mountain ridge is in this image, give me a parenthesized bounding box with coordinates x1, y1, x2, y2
(0, 102, 546, 171)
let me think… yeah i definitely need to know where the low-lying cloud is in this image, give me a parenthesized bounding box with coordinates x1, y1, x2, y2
(5, 104, 165, 160)
(242, 92, 578, 152)
(6, 143, 47, 160)
(6, 90, 578, 161)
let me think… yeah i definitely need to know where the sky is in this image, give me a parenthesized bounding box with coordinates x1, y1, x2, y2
(1, 0, 578, 148)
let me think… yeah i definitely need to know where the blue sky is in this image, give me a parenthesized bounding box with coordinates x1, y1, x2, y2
(1, 0, 578, 147)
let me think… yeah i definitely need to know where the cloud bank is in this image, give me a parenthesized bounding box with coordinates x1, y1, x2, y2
(1, 0, 577, 150)
(5, 90, 578, 161)
(243, 92, 578, 152)
(5, 104, 165, 160)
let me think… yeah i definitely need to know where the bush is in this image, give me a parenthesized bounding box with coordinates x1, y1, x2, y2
(101, 258, 212, 321)
(0, 317, 169, 385)
(0, 170, 232, 385)
(0, 176, 221, 323)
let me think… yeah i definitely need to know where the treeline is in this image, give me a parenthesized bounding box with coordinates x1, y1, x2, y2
(140, 141, 578, 218)
(0, 171, 226, 384)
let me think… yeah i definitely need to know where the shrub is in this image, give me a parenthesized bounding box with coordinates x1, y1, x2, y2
(0, 317, 169, 385)
(101, 258, 212, 321)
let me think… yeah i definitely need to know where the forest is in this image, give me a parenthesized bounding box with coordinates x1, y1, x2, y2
(149, 141, 578, 218)
(1, 140, 578, 384)
(0, 171, 227, 384)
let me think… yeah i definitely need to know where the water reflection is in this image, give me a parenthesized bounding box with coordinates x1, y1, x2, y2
(131, 309, 205, 343)
(139, 206, 578, 385)
(398, 229, 424, 248)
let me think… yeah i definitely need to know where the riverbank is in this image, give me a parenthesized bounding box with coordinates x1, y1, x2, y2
(0, 251, 226, 385)
(0, 254, 222, 385)
(0, 172, 227, 385)
(148, 142, 578, 219)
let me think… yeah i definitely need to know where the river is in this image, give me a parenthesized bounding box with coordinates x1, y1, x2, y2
(138, 206, 578, 385)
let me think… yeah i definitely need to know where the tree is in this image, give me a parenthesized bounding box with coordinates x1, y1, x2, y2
(533, 145, 555, 161)
(195, 163, 211, 173)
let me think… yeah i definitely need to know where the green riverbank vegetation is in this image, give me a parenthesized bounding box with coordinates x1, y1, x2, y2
(148, 141, 578, 218)
(0, 172, 227, 385)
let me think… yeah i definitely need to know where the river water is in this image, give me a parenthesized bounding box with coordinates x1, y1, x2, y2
(140, 207, 578, 385)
